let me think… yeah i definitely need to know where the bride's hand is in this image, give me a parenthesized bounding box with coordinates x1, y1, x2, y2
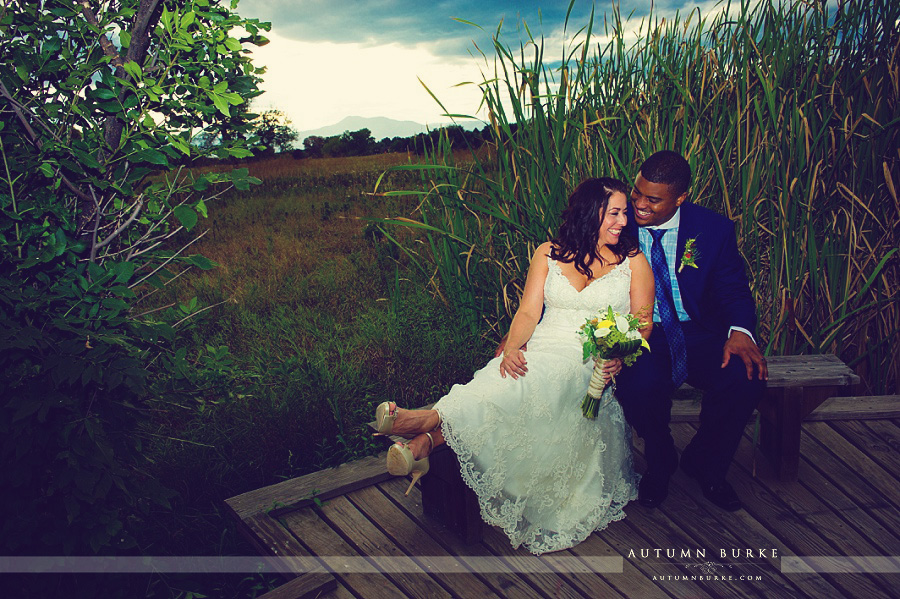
(500, 348, 528, 379)
(494, 333, 527, 358)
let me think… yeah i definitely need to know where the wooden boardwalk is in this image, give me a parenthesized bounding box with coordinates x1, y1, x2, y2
(226, 403, 900, 599)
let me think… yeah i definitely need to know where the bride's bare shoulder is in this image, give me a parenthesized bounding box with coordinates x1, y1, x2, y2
(628, 251, 649, 269)
(534, 241, 554, 259)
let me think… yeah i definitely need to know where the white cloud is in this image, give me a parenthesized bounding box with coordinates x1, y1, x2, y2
(248, 31, 488, 132)
(241, 0, 769, 132)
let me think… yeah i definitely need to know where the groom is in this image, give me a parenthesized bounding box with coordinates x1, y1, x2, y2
(616, 150, 767, 512)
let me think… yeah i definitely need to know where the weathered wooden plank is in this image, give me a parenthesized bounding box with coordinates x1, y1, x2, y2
(807, 396, 900, 420)
(477, 524, 608, 599)
(763, 354, 860, 387)
(678, 423, 893, 599)
(593, 516, 710, 599)
(241, 513, 337, 599)
(684, 426, 843, 597)
(740, 425, 900, 557)
(727, 426, 900, 599)
(378, 476, 548, 599)
(858, 419, 900, 474)
(314, 494, 455, 599)
(281, 507, 411, 599)
(796, 421, 900, 539)
(568, 530, 673, 599)
(830, 420, 900, 487)
(255, 572, 340, 599)
(669, 400, 701, 422)
(226, 453, 393, 520)
(345, 484, 502, 599)
(804, 421, 900, 511)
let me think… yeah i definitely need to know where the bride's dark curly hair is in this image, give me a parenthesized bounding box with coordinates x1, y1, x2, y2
(549, 177, 639, 278)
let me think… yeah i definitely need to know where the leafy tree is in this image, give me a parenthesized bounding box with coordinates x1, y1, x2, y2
(341, 127, 375, 156)
(0, 0, 267, 555)
(250, 108, 298, 154)
(303, 134, 327, 158)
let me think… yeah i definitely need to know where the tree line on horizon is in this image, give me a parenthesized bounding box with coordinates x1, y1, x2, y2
(195, 106, 505, 161)
(294, 123, 501, 159)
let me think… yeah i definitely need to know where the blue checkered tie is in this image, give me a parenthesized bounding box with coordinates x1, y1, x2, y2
(649, 228, 688, 386)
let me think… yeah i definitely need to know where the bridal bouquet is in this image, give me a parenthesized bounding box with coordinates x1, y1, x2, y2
(578, 307, 650, 419)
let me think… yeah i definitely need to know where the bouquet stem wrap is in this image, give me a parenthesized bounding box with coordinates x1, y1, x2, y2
(582, 359, 614, 419)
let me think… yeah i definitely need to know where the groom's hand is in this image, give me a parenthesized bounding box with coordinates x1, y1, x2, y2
(722, 331, 768, 381)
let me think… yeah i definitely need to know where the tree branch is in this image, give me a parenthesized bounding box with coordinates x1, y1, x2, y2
(128, 229, 208, 289)
(78, 1, 124, 68)
(0, 79, 95, 208)
(93, 194, 145, 254)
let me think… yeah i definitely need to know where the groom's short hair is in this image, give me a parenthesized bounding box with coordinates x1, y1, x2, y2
(639, 151, 692, 197)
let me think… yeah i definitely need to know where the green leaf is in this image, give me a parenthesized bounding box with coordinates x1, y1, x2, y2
(94, 88, 117, 100)
(133, 148, 169, 166)
(173, 205, 198, 231)
(122, 61, 142, 80)
(181, 10, 196, 28)
(222, 92, 244, 106)
(225, 147, 252, 158)
(102, 297, 129, 312)
(72, 148, 101, 169)
(224, 37, 242, 52)
(119, 30, 131, 48)
(187, 254, 215, 270)
(206, 91, 230, 117)
(169, 136, 191, 156)
(113, 261, 136, 283)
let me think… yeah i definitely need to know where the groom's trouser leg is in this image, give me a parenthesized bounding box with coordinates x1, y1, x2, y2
(616, 327, 678, 476)
(682, 325, 766, 485)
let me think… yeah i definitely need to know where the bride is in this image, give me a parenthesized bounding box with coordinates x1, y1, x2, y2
(374, 177, 655, 555)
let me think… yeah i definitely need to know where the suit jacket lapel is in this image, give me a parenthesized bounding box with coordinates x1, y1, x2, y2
(675, 203, 693, 283)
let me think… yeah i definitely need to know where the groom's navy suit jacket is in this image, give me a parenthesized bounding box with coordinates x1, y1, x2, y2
(625, 201, 757, 340)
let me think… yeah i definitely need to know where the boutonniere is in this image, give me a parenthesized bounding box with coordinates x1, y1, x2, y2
(679, 238, 700, 272)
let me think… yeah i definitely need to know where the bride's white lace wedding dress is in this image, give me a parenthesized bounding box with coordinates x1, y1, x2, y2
(434, 255, 639, 555)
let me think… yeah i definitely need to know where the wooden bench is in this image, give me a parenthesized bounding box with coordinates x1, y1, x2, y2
(369, 353, 861, 543)
(756, 354, 860, 481)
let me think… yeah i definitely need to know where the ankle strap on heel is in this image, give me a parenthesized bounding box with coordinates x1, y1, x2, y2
(424, 432, 434, 452)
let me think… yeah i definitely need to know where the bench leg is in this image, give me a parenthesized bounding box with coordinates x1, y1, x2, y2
(760, 387, 803, 481)
(421, 446, 483, 544)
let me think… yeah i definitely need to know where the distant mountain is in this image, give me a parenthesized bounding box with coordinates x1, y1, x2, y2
(297, 116, 429, 141)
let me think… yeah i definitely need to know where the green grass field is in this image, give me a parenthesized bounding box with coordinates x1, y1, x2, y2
(135, 151, 492, 597)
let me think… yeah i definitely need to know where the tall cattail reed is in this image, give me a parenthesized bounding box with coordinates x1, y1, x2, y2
(379, 0, 899, 393)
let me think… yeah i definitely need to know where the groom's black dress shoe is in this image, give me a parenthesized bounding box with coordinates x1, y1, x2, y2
(680, 457, 743, 512)
(638, 473, 670, 509)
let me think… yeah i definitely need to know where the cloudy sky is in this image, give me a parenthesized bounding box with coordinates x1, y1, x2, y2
(235, 0, 719, 136)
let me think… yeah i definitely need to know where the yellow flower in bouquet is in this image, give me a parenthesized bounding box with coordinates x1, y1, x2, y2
(577, 306, 650, 419)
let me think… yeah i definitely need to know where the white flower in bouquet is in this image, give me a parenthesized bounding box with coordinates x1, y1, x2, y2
(594, 327, 611, 338)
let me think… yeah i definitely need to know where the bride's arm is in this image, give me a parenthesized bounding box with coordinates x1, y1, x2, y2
(629, 252, 655, 340)
(499, 242, 551, 379)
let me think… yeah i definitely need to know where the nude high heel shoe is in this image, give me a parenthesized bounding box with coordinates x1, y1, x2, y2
(374, 401, 398, 435)
(386, 432, 434, 496)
